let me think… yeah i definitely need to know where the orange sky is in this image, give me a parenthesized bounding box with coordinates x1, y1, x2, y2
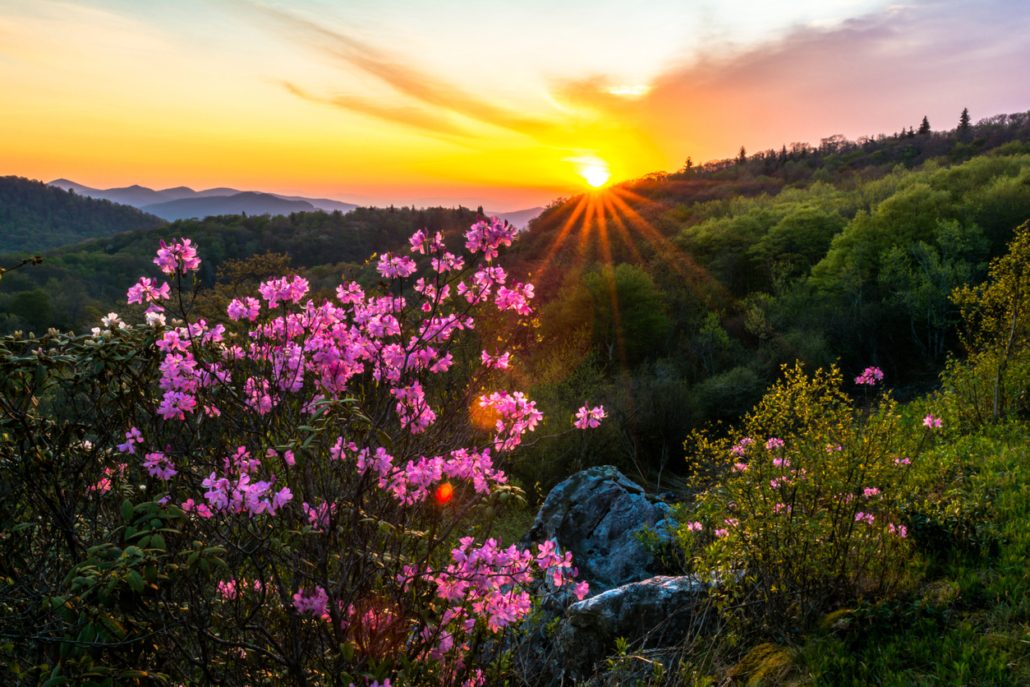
(1, 0, 1028, 210)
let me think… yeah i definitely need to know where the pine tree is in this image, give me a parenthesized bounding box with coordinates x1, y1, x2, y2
(959, 107, 971, 134)
(918, 116, 931, 135)
(738, 146, 747, 164)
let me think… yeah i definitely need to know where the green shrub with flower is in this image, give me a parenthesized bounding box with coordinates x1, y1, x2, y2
(676, 363, 942, 632)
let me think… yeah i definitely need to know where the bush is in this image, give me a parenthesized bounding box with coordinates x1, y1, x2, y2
(0, 225, 600, 685)
(677, 363, 941, 632)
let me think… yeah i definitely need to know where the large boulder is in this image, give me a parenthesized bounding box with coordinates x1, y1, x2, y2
(557, 575, 711, 680)
(523, 465, 675, 592)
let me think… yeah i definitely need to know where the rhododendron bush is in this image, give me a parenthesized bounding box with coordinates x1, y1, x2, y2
(0, 221, 596, 686)
(677, 364, 942, 631)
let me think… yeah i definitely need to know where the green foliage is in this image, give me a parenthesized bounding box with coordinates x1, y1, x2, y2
(943, 223, 1030, 425)
(678, 364, 928, 632)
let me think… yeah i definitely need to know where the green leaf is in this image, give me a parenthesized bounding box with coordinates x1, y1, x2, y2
(126, 571, 144, 594)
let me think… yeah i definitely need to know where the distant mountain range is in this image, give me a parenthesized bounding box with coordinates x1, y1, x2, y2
(47, 179, 543, 227)
(48, 179, 358, 221)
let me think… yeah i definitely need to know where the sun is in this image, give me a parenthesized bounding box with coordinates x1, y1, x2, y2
(572, 156, 611, 188)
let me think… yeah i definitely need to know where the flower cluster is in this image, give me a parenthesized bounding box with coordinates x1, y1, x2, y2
(854, 366, 885, 385)
(573, 404, 606, 430)
(111, 222, 595, 683)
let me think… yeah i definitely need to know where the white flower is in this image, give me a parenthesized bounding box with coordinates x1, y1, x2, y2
(101, 312, 122, 328)
(145, 310, 167, 328)
(90, 327, 102, 337)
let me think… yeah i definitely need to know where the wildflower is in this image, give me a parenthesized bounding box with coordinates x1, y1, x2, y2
(292, 586, 329, 617)
(854, 366, 884, 385)
(854, 511, 875, 525)
(765, 437, 785, 450)
(887, 523, 908, 538)
(685, 521, 703, 532)
(573, 404, 606, 430)
(923, 414, 943, 429)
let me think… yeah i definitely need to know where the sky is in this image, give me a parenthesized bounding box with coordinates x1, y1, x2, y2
(1, 0, 1029, 210)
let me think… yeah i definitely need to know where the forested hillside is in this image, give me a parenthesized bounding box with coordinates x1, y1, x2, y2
(0, 206, 482, 332)
(0, 176, 164, 252)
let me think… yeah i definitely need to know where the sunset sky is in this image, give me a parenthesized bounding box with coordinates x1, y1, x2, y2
(2, 0, 1029, 210)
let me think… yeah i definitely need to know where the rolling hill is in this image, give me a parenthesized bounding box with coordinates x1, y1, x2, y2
(0, 176, 165, 253)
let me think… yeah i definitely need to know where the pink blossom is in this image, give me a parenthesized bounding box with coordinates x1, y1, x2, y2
(573, 404, 606, 430)
(894, 456, 911, 466)
(854, 366, 885, 385)
(887, 523, 908, 538)
(116, 427, 144, 455)
(465, 218, 519, 262)
(153, 238, 201, 275)
(377, 253, 418, 279)
(126, 277, 171, 305)
(685, 521, 703, 532)
(292, 586, 329, 617)
(863, 487, 881, 499)
(142, 451, 177, 480)
(923, 414, 943, 429)
(227, 297, 261, 321)
(765, 437, 785, 451)
(732, 462, 749, 473)
(481, 350, 511, 370)
(772, 502, 792, 515)
(730, 437, 754, 457)
(855, 511, 876, 525)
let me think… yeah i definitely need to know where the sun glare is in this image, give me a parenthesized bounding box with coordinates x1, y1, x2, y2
(575, 157, 611, 188)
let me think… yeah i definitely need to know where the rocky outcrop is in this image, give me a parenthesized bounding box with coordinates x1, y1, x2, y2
(516, 467, 712, 685)
(522, 465, 676, 592)
(556, 575, 712, 680)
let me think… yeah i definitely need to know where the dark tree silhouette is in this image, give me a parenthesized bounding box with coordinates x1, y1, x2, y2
(918, 116, 931, 135)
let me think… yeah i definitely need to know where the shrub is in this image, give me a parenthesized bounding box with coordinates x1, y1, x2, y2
(677, 363, 940, 632)
(0, 224, 600, 685)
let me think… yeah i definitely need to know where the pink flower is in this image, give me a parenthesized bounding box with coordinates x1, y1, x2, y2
(126, 277, 171, 305)
(730, 437, 754, 457)
(855, 511, 875, 525)
(772, 502, 792, 515)
(377, 253, 418, 279)
(887, 523, 908, 538)
(292, 586, 329, 617)
(153, 238, 201, 275)
(685, 521, 703, 533)
(116, 427, 144, 455)
(732, 462, 749, 473)
(142, 451, 177, 480)
(854, 366, 885, 385)
(923, 414, 943, 429)
(226, 297, 261, 321)
(863, 487, 881, 499)
(894, 456, 911, 466)
(573, 404, 606, 430)
(481, 350, 511, 370)
(765, 437, 785, 451)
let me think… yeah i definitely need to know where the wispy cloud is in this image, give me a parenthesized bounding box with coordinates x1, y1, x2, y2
(556, 0, 1030, 164)
(245, 2, 563, 139)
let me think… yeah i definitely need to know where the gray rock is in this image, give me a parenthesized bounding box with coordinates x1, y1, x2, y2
(517, 575, 713, 685)
(523, 465, 675, 593)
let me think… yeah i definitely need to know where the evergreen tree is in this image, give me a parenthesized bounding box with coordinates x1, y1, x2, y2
(738, 146, 747, 164)
(959, 107, 972, 134)
(918, 116, 931, 135)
